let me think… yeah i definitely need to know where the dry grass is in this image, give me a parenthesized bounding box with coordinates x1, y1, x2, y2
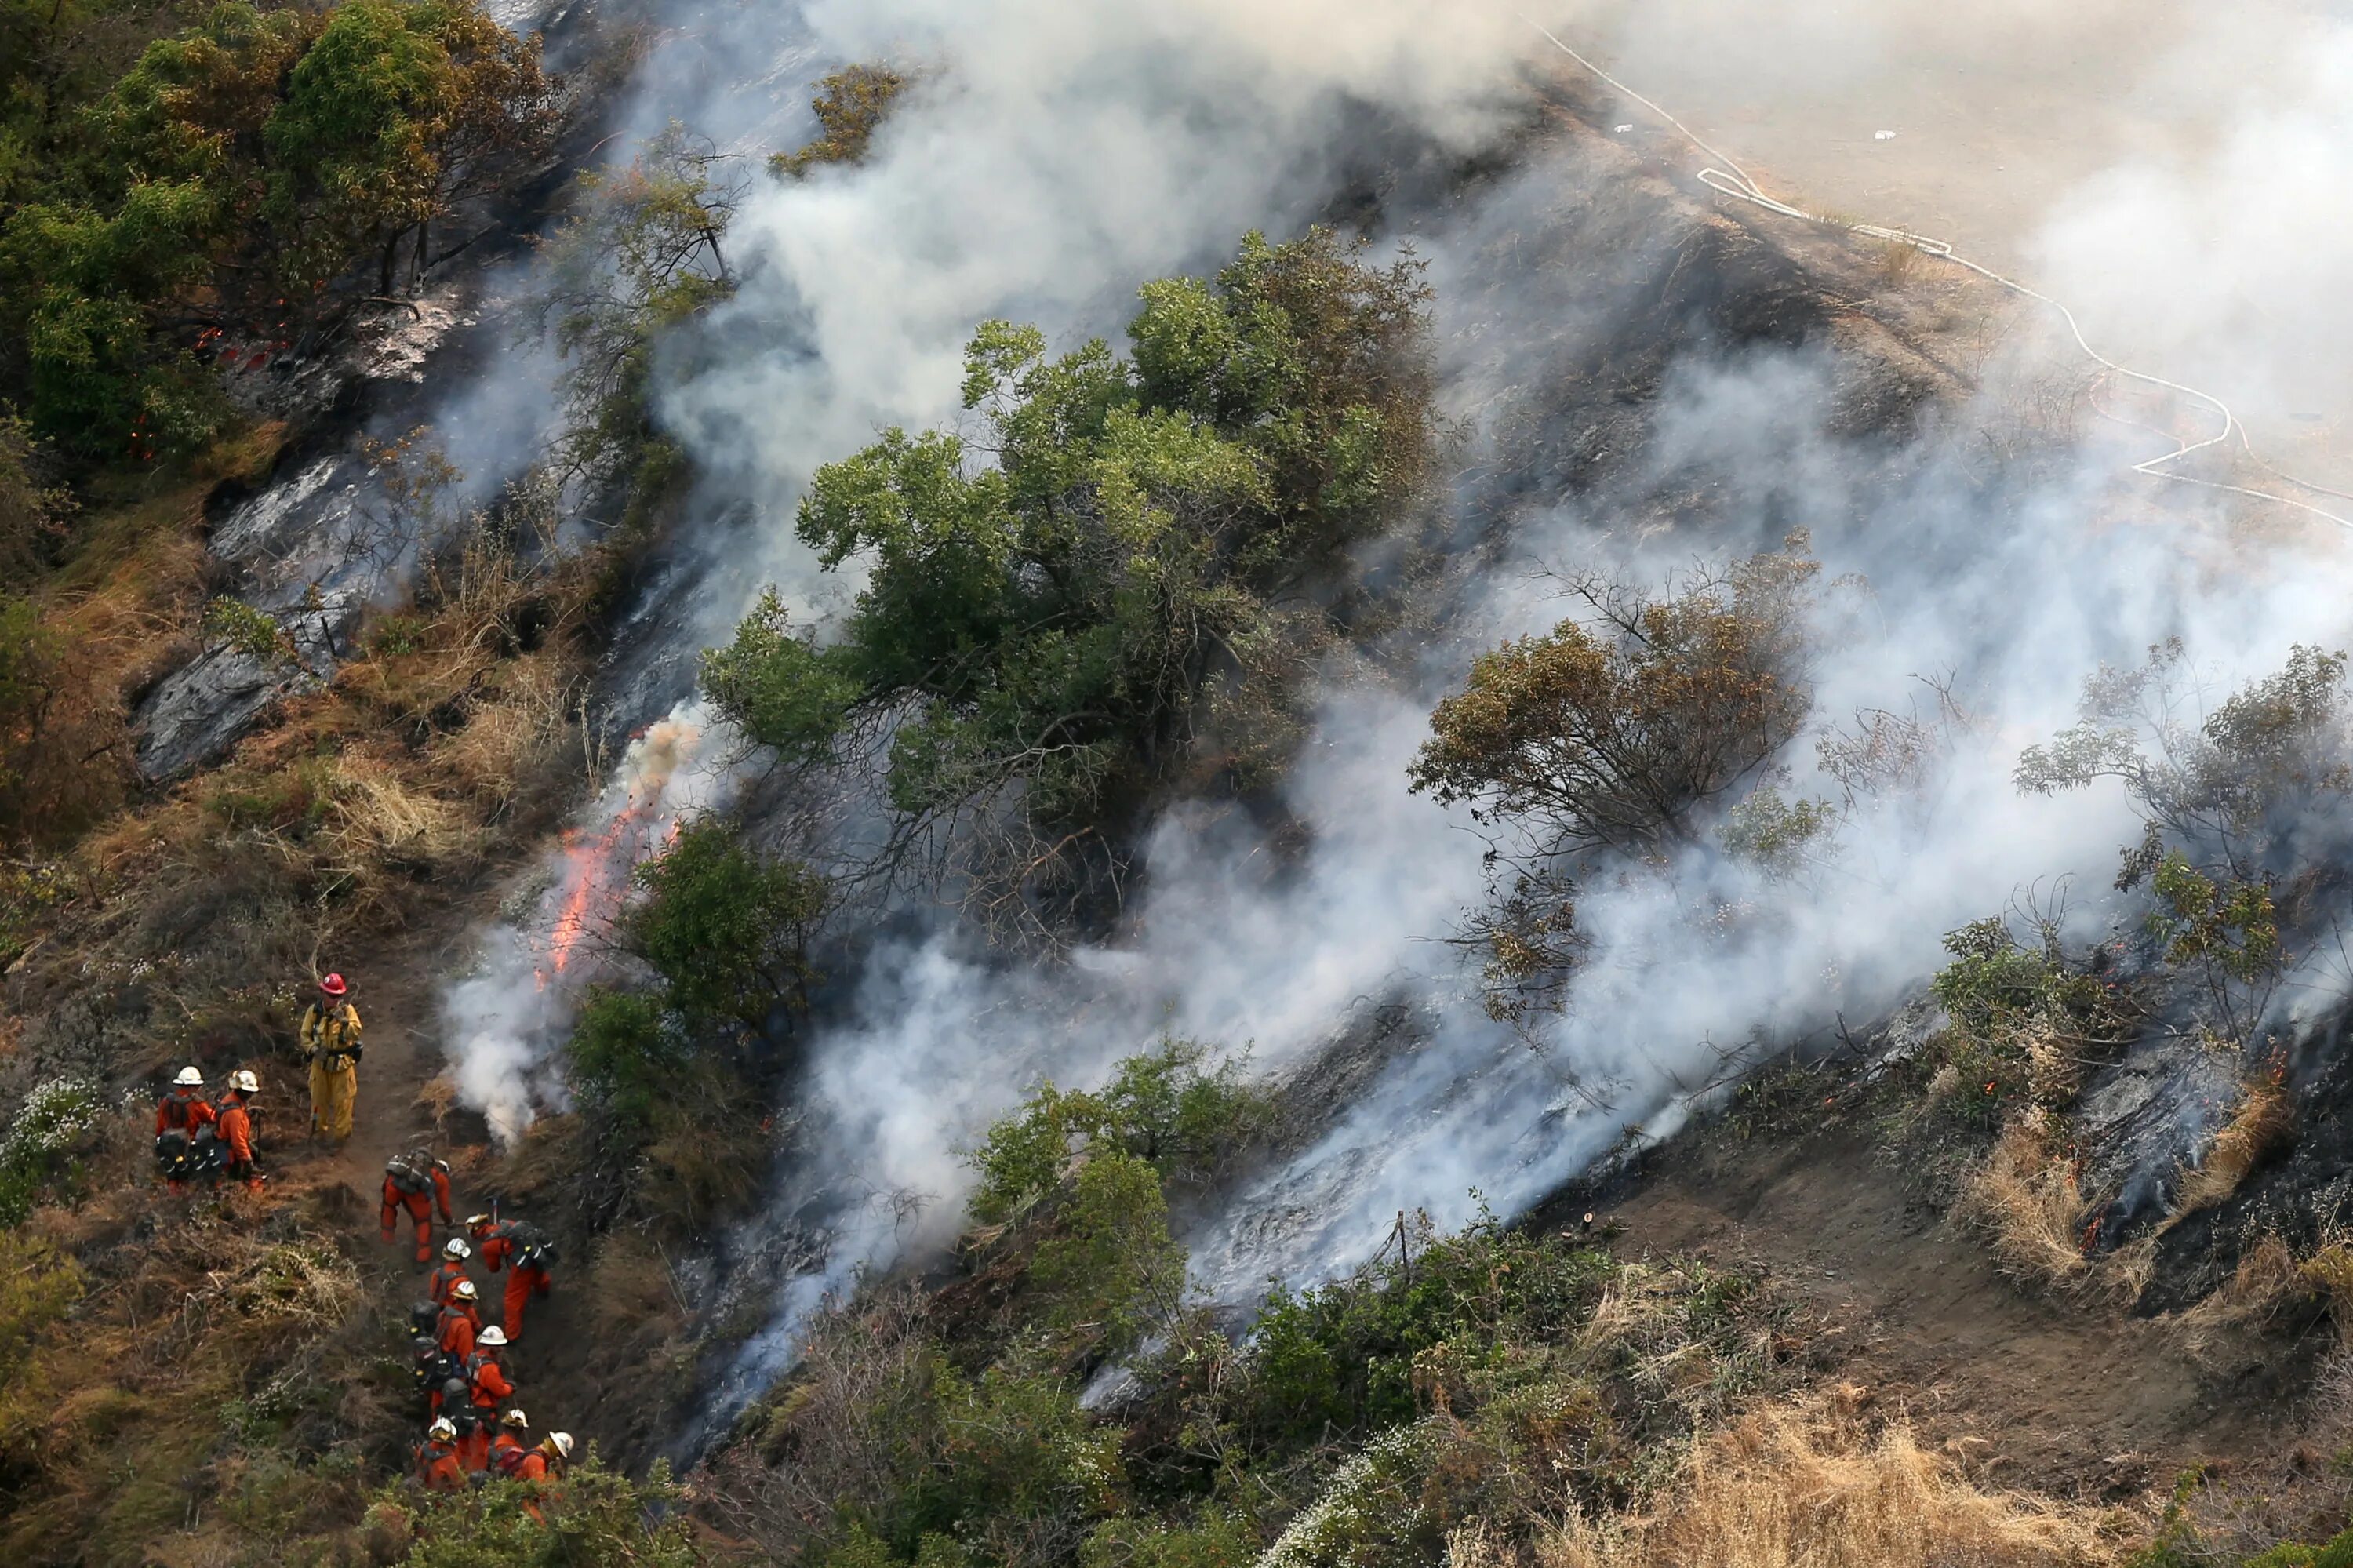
(1490, 1401, 2126, 1567)
(2169, 1232, 2305, 1362)
(1954, 1111, 2091, 1290)
(0, 1170, 386, 1564)
(2172, 1081, 2295, 1217)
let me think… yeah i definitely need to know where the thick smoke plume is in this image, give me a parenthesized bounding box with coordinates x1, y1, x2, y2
(429, 0, 2353, 1428)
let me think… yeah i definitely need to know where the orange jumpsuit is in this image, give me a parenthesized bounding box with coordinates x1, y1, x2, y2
(155, 1088, 215, 1137)
(426, 1260, 470, 1307)
(435, 1302, 479, 1361)
(382, 1165, 454, 1263)
(477, 1222, 554, 1341)
(456, 1422, 492, 1475)
(416, 1439, 465, 1493)
(216, 1096, 260, 1191)
(466, 1351, 515, 1410)
(489, 1432, 526, 1473)
(512, 1447, 562, 1522)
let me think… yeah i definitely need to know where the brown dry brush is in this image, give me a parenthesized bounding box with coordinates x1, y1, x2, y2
(0, 1157, 401, 1565)
(1485, 1398, 2128, 1568)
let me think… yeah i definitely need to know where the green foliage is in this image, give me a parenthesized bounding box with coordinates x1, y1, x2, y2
(1079, 1511, 1256, 1568)
(967, 1038, 1270, 1224)
(699, 590, 862, 766)
(1927, 915, 2118, 1119)
(2020, 640, 2353, 886)
(1234, 1212, 1616, 1456)
(1026, 1148, 1185, 1353)
(1930, 916, 2100, 1035)
(772, 64, 907, 178)
(0, 1077, 98, 1227)
(2148, 853, 2279, 984)
(202, 594, 287, 658)
(966, 1041, 1262, 1355)
(563, 986, 690, 1126)
(706, 227, 1435, 928)
(1721, 784, 1836, 879)
(535, 122, 737, 488)
(0, 0, 555, 458)
(367, 1459, 699, 1566)
(629, 817, 826, 1028)
(0, 1229, 84, 1384)
(912, 1361, 1127, 1561)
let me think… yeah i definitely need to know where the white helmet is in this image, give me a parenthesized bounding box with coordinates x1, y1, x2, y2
(230, 1069, 259, 1094)
(443, 1238, 471, 1261)
(175, 1066, 203, 1086)
(501, 1408, 529, 1429)
(547, 1432, 574, 1458)
(451, 1279, 478, 1302)
(477, 1326, 507, 1348)
(465, 1213, 493, 1230)
(429, 1417, 456, 1441)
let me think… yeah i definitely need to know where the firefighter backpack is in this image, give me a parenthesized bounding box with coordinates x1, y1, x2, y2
(508, 1220, 558, 1271)
(409, 1300, 439, 1337)
(154, 1128, 191, 1181)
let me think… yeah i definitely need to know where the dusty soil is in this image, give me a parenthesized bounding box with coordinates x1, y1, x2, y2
(1547, 1108, 2315, 1501)
(253, 905, 606, 1455)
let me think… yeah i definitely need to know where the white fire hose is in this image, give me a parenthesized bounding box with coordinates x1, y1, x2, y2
(1521, 17, 2353, 529)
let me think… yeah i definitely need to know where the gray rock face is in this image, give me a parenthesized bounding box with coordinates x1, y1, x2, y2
(133, 646, 325, 784)
(129, 287, 516, 782)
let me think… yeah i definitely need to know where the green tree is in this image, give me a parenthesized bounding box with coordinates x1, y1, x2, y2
(772, 64, 907, 178)
(0, 0, 555, 457)
(533, 122, 740, 499)
(628, 817, 826, 1028)
(704, 227, 1435, 936)
(264, 0, 557, 300)
(1408, 539, 1818, 1019)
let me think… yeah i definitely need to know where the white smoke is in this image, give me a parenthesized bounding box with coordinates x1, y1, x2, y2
(423, 0, 2353, 1429)
(439, 711, 733, 1142)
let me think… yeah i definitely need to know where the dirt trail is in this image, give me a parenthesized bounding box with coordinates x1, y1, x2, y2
(256, 905, 600, 1455)
(1554, 1115, 2303, 1501)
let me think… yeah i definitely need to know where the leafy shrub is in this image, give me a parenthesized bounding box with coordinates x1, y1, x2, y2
(363, 1457, 698, 1566)
(1235, 1214, 1615, 1456)
(968, 1038, 1270, 1223)
(629, 817, 825, 1028)
(1927, 915, 2119, 1119)
(0, 1076, 97, 1225)
(705, 227, 1435, 932)
(1025, 1148, 1185, 1353)
(772, 64, 908, 178)
(1409, 538, 1818, 1017)
(563, 986, 689, 1126)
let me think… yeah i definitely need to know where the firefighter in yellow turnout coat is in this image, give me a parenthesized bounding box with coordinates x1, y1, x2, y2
(300, 973, 363, 1145)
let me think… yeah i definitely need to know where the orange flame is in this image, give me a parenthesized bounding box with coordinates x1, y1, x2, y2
(540, 719, 702, 980)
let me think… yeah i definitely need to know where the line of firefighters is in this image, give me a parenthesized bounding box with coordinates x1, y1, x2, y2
(151, 966, 581, 1509)
(387, 1154, 573, 1498)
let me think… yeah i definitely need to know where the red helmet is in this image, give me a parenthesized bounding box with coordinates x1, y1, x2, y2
(319, 973, 348, 997)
